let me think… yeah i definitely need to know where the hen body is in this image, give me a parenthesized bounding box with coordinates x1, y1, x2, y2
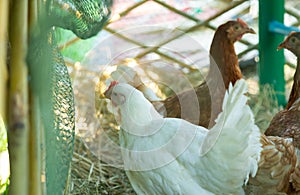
(160, 20, 246, 128)
(265, 32, 300, 145)
(105, 79, 261, 194)
(263, 32, 300, 193)
(244, 134, 297, 194)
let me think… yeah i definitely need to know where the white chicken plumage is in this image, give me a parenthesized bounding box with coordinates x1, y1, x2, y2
(104, 79, 262, 195)
(111, 65, 161, 101)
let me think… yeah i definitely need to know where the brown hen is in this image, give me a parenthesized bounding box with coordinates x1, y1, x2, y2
(152, 18, 255, 128)
(264, 32, 300, 193)
(265, 32, 300, 143)
(244, 134, 297, 195)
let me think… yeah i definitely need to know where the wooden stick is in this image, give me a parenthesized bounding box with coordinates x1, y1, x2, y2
(104, 27, 197, 71)
(135, 0, 248, 59)
(0, 0, 9, 125)
(29, 95, 42, 195)
(28, 0, 43, 194)
(8, 0, 29, 194)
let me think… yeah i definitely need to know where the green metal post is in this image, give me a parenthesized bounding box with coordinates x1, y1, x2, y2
(259, 0, 286, 106)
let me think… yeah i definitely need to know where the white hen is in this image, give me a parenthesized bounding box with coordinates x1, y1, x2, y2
(111, 65, 161, 101)
(104, 79, 262, 195)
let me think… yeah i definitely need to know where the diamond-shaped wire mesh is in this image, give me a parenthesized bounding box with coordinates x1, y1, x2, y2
(27, 0, 111, 194)
(27, 29, 75, 195)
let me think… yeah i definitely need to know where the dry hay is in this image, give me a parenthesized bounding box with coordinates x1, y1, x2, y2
(68, 62, 288, 195)
(68, 67, 136, 195)
(69, 136, 135, 195)
(248, 83, 282, 133)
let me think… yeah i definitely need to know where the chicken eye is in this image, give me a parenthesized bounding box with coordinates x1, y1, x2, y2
(290, 37, 297, 43)
(234, 25, 240, 30)
(112, 92, 118, 96)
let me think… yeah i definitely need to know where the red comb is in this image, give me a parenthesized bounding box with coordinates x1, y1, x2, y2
(237, 18, 248, 27)
(108, 81, 118, 89)
(104, 81, 118, 98)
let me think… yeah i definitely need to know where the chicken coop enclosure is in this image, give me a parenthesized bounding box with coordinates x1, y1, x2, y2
(66, 0, 300, 194)
(1, 0, 300, 194)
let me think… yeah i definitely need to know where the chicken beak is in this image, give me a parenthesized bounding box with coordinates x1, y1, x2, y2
(277, 42, 286, 50)
(104, 81, 119, 99)
(104, 87, 112, 99)
(246, 27, 256, 34)
(237, 18, 255, 34)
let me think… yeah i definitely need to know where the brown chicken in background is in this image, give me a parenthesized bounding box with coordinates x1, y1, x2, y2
(244, 134, 297, 194)
(152, 18, 256, 128)
(265, 32, 300, 145)
(264, 32, 300, 193)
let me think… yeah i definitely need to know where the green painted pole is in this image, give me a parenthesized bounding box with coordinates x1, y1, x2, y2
(259, 0, 286, 106)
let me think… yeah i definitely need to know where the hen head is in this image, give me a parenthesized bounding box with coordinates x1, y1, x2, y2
(104, 81, 146, 107)
(104, 81, 126, 107)
(278, 31, 300, 56)
(223, 18, 256, 43)
(104, 81, 161, 130)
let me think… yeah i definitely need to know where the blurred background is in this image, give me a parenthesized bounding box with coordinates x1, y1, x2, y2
(2, 0, 300, 194)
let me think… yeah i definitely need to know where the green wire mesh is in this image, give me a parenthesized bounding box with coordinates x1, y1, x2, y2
(48, 0, 112, 39)
(27, 0, 111, 194)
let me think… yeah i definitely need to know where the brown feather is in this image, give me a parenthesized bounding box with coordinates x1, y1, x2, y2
(264, 32, 300, 194)
(154, 20, 250, 128)
(244, 135, 297, 194)
(286, 70, 300, 111)
(265, 32, 300, 147)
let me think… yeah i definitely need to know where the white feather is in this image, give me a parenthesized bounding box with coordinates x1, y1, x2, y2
(110, 79, 262, 195)
(111, 65, 161, 101)
(196, 79, 262, 193)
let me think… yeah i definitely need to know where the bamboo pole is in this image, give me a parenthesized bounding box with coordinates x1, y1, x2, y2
(135, 0, 247, 59)
(7, 0, 29, 194)
(104, 27, 197, 71)
(29, 0, 38, 29)
(285, 8, 300, 21)
(28, 0, 43, 194)
(36, 1, 47, 193)
(106, 0, 147, 25)
(0, 0, 9, 125)
(29, 96, 42, 195)
(59, 37, 81, 50)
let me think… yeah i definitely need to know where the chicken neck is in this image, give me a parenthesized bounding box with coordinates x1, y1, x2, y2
(119, 94, 162, 136)
(207, 30, 242, 89)
(286, 58, 300, 110)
